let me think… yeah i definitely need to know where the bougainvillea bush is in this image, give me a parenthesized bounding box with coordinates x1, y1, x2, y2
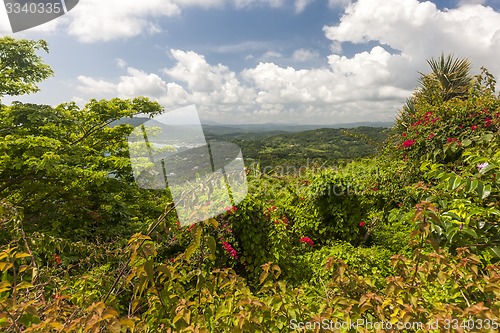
(1, 41, 500, 332)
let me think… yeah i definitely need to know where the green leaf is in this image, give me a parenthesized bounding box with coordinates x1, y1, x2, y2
(16, 281, 34, 290)
(0, 317, 8, 327)
(144, 260, 154, 285)
(448, 175, 460, 190)
(446, 227, 459, 244)
(487, 247, 500, 259)
(479, 163, 497, 175)
(465, 179, 478, 193)
(482, 133, 494, 142)
(477, 183, 492, 199)
(460, 228, 478, 239)
(461, 139, 472, 147)
(185, 224, 202, 260)
(206, 235, 216, 259)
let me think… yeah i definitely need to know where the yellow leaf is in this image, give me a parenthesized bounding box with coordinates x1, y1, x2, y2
(16, 281, 34, 290)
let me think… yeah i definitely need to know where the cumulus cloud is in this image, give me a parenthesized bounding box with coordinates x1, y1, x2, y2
(77, 76, 117, 94)
(323, 0, 500, 76)
(117, 68, 168, 98)
(73, 0, 500, 124)
(65, 0, 180, 42)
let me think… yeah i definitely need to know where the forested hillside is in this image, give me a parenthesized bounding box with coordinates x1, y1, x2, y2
(1, 38, 499, 332)
(207, 126, 389, 169)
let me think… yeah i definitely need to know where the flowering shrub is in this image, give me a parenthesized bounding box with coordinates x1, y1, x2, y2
(221, 241, 238, 259)
(3, 52, 500, 332)
(299, 236, 314, 246)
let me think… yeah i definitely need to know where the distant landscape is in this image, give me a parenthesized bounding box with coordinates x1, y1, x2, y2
(203, 125, 391, 170)
(2, 37, 499, 332)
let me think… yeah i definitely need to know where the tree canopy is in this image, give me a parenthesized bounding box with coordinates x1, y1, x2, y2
(0, 37, 53, 100)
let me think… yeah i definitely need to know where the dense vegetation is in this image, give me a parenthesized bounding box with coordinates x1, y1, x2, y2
(206, 126, 388, 170)
(1, 38, 499, 332)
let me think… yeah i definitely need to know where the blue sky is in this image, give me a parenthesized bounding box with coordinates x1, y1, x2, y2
(1, 0, 500, 124)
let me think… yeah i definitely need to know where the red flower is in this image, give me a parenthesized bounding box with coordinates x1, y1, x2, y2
(484, 118, 492, 127)
(428, 133, 435, 140)
(225, 206, 238, 214)
(53, 253, 62, 265)
(372, 187, 379, 191)
(222, 241, 238, 259)
(471, 125, 478, 130)
(359, 221, 365, 227)
(299, 237, 314, 246)
(402, 139, 416, 148)
(447, 138, 459, 143)
(401, 133, 407, 137)
(411, 120, 422, 127)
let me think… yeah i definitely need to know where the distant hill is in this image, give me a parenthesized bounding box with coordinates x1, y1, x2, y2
(213, 126, 390, 171)
(112, 117, 391, 170)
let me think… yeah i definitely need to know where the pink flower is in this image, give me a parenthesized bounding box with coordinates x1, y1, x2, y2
(359, 221, 365, 227)
(402, 139, 416, 148)
(222, 241, 238, 259)
(225, 206, 238, 214)
(299, 237, 314, 246)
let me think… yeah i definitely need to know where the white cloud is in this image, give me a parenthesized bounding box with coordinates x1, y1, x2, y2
(292, 48, 320, 62)
(76, 76, 117, 94)
(260, 51, 283, 61)
(65, 0, 180, 42)
(294, 0, 314, 13)
(117, 68, 168, 98)
(323, 0, 500, 89)
(116, 58, 127, 69)
(71, 0, 500, 124)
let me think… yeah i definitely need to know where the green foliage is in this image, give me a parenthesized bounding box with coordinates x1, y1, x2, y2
(2, 42, 500, 332)
(221, 126, 388, 170)
(0, 99, 165, 241)
(419, 53, 473, 103)
(0, 37, 53, 99)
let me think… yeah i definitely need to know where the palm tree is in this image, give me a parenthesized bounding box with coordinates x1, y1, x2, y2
(417, 54, 473, 103)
